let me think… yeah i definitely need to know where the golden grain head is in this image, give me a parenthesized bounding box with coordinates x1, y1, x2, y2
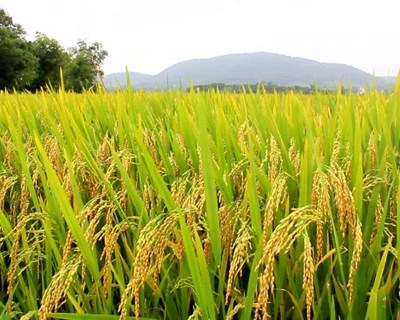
(219, 205, 235, 253)
(96, 135, 113, 165)
(102, 222, 129, 298)
(316, 221, 324, 263)
(170, 176, 188, 207)
(62, 230, 74, 266)
(288, 138, 301, 176)
(226, 219, 252, 304)
(347, 221, 363, 303)
(19, 174, 30, 218)
(38, 256, 80, 320)
(370, 195, 383, 246)
(0, 176, 18, 211)
(119, 213, 178, 318)
(330, 130, 342, 165)
(226, 303, 244, 320)
(311, 170, 331, 261)
(303, 232, 314, 320)
(256, 207, 324, 319)
(5, 137, 16, 172)
(143, 128, 159, 162)
(329, 164, 356, 236)
(237, 121, 249, 154)
(268, 135, 282, 183)
(229, 159, 247, 195)
(6, 213, 44, 295)
(6, 235, 20, 296)
(262, 174, 287, 243)
(187, 305, 201, 320)
(367, 132, 377, 167)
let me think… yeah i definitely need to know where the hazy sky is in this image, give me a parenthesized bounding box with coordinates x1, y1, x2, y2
(2, 0, 399, 76)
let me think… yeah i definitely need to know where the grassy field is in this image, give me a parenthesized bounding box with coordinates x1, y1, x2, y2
(0, 84, 400, 319)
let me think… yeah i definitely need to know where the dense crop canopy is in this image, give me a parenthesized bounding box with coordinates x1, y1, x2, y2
(0, 83, 400, 319)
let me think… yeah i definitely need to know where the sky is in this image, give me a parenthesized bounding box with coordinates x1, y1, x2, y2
(2, 0, 399, 76)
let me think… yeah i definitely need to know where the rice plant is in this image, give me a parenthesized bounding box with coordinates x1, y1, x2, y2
(0, 81, 400, 319)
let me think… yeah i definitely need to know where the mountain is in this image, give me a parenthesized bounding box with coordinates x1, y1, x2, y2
(102, 72, 152, 89)
(103, 52, 397, 90)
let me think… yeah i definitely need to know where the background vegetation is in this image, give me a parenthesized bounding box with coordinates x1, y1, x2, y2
(0, 9, 107, 92)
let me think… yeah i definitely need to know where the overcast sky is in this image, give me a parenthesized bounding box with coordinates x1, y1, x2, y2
(2, 0, 399, 76)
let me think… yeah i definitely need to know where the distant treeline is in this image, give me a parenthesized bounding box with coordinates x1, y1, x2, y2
(189, 83, 370, 94)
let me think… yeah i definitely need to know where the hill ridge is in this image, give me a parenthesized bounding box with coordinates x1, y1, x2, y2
(103, 52, 397, 90)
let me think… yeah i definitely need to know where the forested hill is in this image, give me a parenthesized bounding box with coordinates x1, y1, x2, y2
(104, 52, 397, 90)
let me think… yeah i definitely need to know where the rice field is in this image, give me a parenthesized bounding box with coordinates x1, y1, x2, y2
(0, 83, 400, 319)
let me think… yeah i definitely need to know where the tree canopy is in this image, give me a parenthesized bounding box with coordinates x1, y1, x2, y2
(65, 40, 108, 92)
(0, 9, 108, 92)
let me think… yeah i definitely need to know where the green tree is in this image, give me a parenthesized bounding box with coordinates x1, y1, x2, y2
(1, 9, 108, 92)
(29, 33, 69, 91)
(0, 9, 37, 90)
(64, 40, 108, 92)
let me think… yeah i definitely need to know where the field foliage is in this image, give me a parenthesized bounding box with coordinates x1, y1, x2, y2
(1, 83, 400, 319)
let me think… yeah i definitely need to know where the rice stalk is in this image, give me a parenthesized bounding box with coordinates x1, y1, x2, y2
(303, 231, 314, 320)
(119, 213, 178, 319)
(225, 218, 252, 304)
(38, 256, 80, 320)
(255, 207, 324, 320)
